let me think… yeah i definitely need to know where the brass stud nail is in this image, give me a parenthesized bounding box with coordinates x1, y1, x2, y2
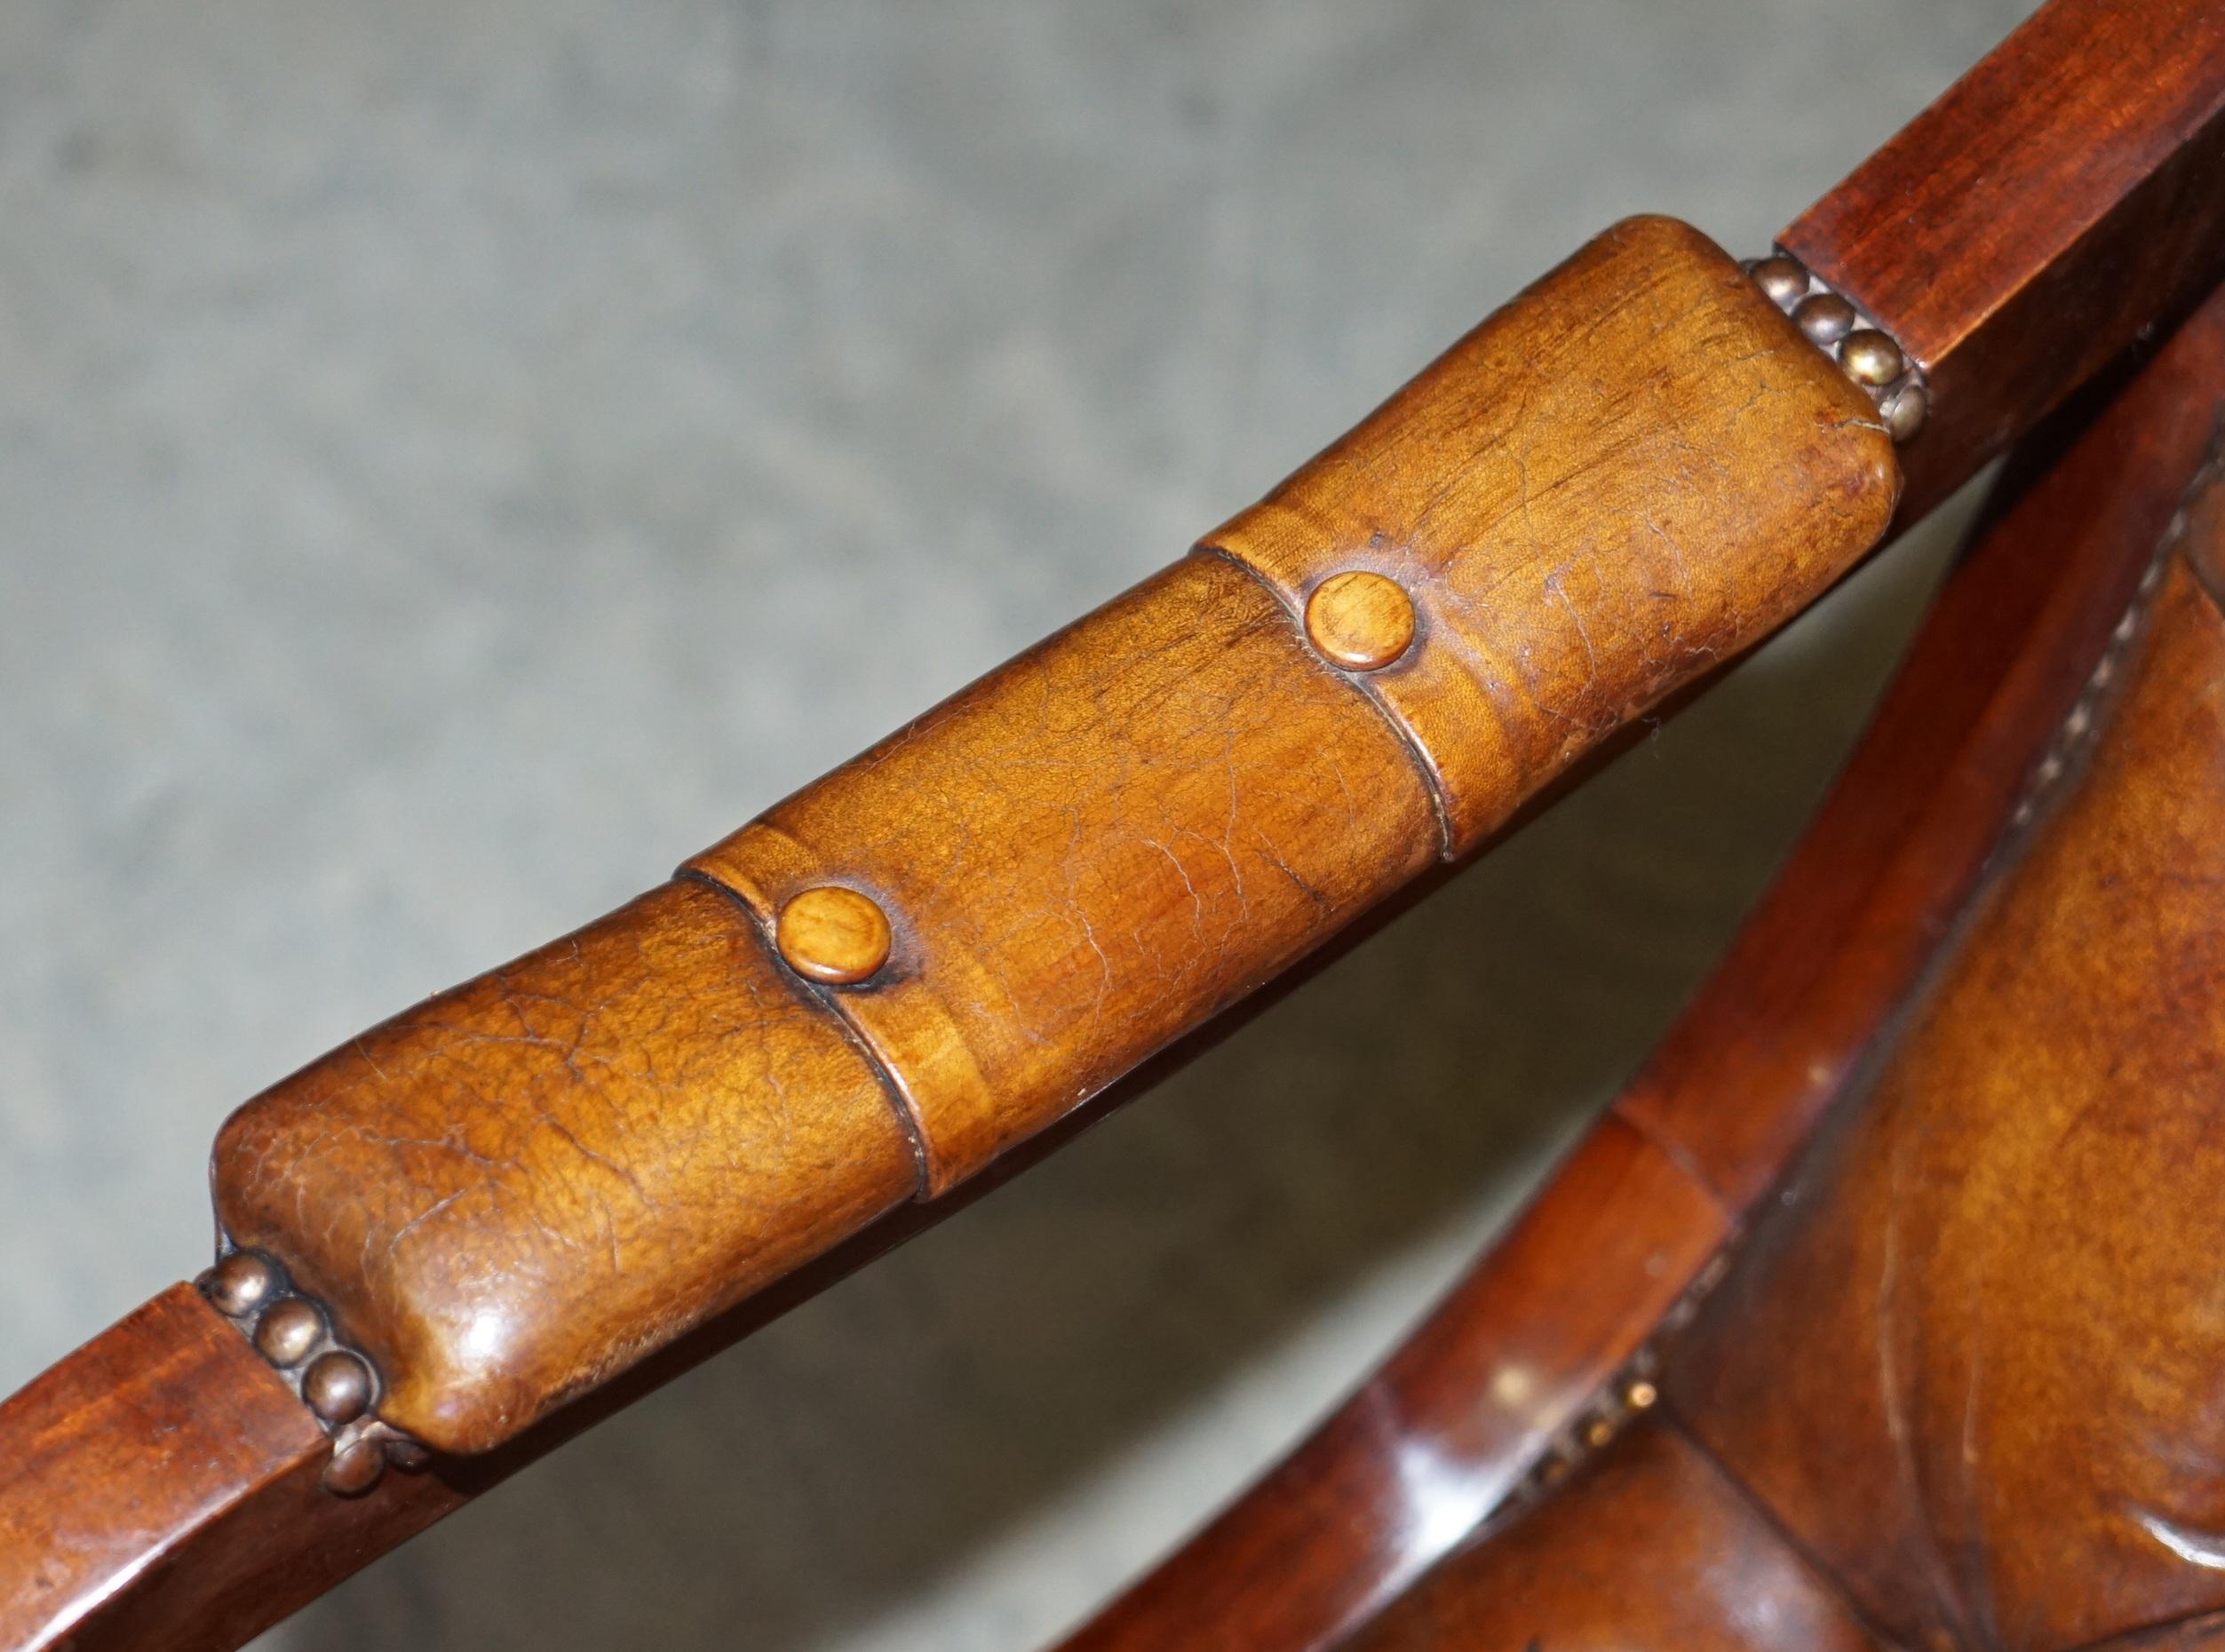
(386, 1437, 433, 1473)
(1304, 570, 1416, 672)
(775, 886, 893, 986)
(254, 1297, 323, 1368)
(1748, 254, 1809, 309)
(1622, 1378, 1660, 1411)
(1882, 381, 1928, 442)
(322, 1439, 386, 1497)
(204, 1250, 279, 1317)
(304, 1350, 373, 1424)
(1839, 329, 1905, 386)
(1792, 291, 1857, 346)
(1582, 1417, 1615, 1449)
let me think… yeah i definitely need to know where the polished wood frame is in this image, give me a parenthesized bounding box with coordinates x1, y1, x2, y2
(1062, 275, 2225, 1652)
(7, 1, 2225, 1645)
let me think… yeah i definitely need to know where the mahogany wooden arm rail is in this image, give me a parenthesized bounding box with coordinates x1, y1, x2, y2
(5, 0, 2225, 1646)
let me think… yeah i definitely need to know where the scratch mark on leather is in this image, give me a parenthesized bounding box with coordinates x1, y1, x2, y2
(383, 1187, 469, 1260)
(1543, 574, 1599, 689)
(1878, 1114, 1974, 1639)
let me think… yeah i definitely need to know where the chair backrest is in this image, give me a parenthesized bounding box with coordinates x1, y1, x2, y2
(1666, 504, 2225, 1651)
(1316, 298, 2225, 1652)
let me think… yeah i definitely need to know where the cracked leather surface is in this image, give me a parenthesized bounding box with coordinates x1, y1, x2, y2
(691, 218, 1900, 1197)
(207, 216, 1903, 1457)
(1209, 216, 1901, 852)
(689, 551, 1439, 1190)
(212, 879, 917, 1452)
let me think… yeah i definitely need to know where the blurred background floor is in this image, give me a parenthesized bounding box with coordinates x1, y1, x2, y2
(0, 2, 2036, 1648)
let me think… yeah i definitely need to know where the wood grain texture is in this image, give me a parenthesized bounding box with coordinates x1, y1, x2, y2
(1303, 569, 1417, 671)
(212, 878, 918, 1452)
(1670, 544, 2225, 1652)
(1060, 272, 2225, 1652)
(1782, 0, 2225, 520)
(775, 885, 895, 985)
(0, 1286, 330, 1652)
(0, 1283, 474, 1652)
(1343, 1420, 1887, 1652)
(1208, 214, 1900, 853)
(1062, 1118, 1728, 1651)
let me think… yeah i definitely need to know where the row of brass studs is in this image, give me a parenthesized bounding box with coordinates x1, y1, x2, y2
(768, 569, 1425, 987)
(1747, 253, 1928, 443)
(2011, 546, 2171, 834)
(1530, 1362, 1664, 1495)
(2003, 445, 2218, 836)
(1493, 1238, 1737, 1519)
(199, 1247, 429, 1496)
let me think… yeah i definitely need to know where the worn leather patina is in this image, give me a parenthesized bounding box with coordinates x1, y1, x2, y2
(210, 217, 1900, 1456)
(1670, 542, 2225, 1652)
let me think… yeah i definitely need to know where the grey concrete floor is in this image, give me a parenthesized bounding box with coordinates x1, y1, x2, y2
(0, 2, 2035, 1648)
